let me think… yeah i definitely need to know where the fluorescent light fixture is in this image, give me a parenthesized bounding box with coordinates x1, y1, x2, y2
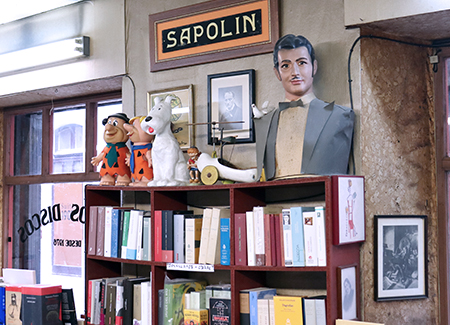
(0, 36, 90, 76)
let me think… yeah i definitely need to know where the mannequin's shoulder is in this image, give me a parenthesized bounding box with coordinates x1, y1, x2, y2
(313, 98, 352, 112)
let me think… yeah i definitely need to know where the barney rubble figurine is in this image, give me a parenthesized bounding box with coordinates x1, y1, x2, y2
(91, 113, 132, 186)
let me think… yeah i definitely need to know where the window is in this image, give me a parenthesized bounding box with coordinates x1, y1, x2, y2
(435, 49, 450, 325)
(3, 91, 122, 319)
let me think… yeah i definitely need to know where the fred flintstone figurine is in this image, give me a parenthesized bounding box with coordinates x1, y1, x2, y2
(253, 34, 355, 180)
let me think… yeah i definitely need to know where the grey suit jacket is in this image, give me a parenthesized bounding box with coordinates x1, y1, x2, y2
(254, 98, 355, 180)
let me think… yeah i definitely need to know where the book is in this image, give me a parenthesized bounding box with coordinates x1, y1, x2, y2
(269, 214, 277, 267)
(198, 208, 212, 264)
(209, 297, 231, 325)
(220, 217, 231, 265)
(268, 299, 275, 325)
(154, 210, 163, 262)
(164, 279, 206, 325)
(133, 284, 142, 325)
(115, 278, 126, 325)
(61, 288, 77, 325)
(185, 215, 203, 264)
(162, 210, 193, 263)
(87, 278, 102, 325)
(234, 213, 247, 266)
(126, 210, 144, 260)
(136, 211, 145, 260)
(303, 210, 318, 266)
(174, 212, 186, 263)
(183, 309, 208, 325)
(303, 296, 327, 325)
(106, 283, 117, 325)
(314, 296, 326, 325)
(111, 208, 122, 258)
(246, 211, 256, 266)
(96, 206, 106, 256)
(123, 277, 150, 325)
(281, 208, 293, 266)
(158, 289, 164, 325)
(206, 208, 229, 265)
(253, 206, 280, 266)
(21, 284, 62, 325)
(249, 288, 276, 325)
(273, 295, 303, 325)
(142, 214, 152, 261)
(0, 285, 5, 325)
(190, 290, 206, 310)
(273, 213, 283, 266)
(315, 206, 326, 266)
(121, 210, 131, 259)
(263, 214, 272, 266)
(257, 298, 270, 325)
(5, 285, 22, 325)
(88, 206, 98, 256)
(291, 207, 313, 267)
(141, 281, 151, 325)
(104, 206, 113, 258)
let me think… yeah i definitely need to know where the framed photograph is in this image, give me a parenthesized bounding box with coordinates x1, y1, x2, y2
(147, 85, 194, 150)
(337, 264, 359, 320)
(374, 215, 428, 301)
(332, 176, 366, 245)
(207, 69, 255, 145)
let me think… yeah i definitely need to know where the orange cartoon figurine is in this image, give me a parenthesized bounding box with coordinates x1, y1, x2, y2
(91, 113, 132, 186)
(187, 146, 201, 184)
(124, 116, 155, 186)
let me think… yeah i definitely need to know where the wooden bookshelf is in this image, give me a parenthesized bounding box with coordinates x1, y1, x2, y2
(84, 175, 363, 325)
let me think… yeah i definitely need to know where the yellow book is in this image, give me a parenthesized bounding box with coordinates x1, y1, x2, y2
(184, 308, 209, 325)
(273, 296, 303, 325)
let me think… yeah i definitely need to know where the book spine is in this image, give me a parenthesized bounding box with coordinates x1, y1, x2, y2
(115, 280, 125, 325)
(154, 210, 162, 262)
(136, 211, 144, 260)
(234, 213, 247, 266)
(291, 207, 308, 267)
(173, 213, 185, 263)
(264, 214, 272, 266)
(133, 283, 142, 325)
(198, 208, 212, 264)
(257, 299, 270, 325)
(253, 207, 266, 266)
(246, 211, 256, 266)
(185, 217, 202, 264)
(274, 213, 283, 266)
(161, 210, 174, 263)
(96, 207, 106, 256)
(111, 209, 120, 258)
(126, 210, 140, 260)
(206, 208, 222, 265)
(220, 218, 231, 265)
(88, 206, 98, 256)
(303, 210, 318, 266)
(269, 214, 277, 267)
(87, 280, 93, 324)
(281, 209, 293, 266)
(121, 210, 131, 259)
(104, 206, 113, 258)
(143, 216, 151, 261)
(315, 206, 327, 266)
(158, 289, 164, 325)
(240, 291, 250, 325)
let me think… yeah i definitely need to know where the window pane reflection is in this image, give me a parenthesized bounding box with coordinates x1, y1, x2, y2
(14, 112, 42, 176)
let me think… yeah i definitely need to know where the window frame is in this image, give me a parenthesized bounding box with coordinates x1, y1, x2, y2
(435, 49, 450, 325)
(2, 90, 121, 268)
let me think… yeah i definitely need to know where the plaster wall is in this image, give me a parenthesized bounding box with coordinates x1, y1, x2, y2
(344, 0, 450, 26)
(123, 0, 361, 170)
(359, 33, 438, 324)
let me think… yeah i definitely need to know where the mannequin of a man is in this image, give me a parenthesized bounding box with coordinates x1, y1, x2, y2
(253, 34, 355, 180)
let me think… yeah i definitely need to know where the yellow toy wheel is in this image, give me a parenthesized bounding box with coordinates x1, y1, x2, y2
(201, 165, 219, 185)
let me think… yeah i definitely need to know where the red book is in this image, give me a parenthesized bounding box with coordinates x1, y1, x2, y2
(154, 210, 162, 262)
(87, 281, 92, 325)
(21, 284, 62, 325)
(269, 214, 277, 266)
(234, 213, 247, 266)
(274, 213, 283, 266)
(264, 214, 272, 266)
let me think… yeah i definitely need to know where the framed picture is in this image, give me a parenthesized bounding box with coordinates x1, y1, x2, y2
(374, 215, 428, 301)
(147, 85, 194, 150)
(332, 176, 366, 245)
(207, 69, 255, 145)
(337, 264, 359, 320)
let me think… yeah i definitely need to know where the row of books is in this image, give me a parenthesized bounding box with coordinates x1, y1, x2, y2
(154, 208, 231, 265)
(87, 275, 152, 325)
(235, 206, 326, 267)
(88, 207, 152, 261)
(0, 284, 76, 325)
(240, 287, 326, 325)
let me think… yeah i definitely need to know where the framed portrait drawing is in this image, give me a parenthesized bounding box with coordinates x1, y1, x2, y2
(374, 215, 428, 301)
(147, 85, 194, 150)
(337, 264, 359, 320)
(332, 176, 365, 245)
(207, 69, 255, 145)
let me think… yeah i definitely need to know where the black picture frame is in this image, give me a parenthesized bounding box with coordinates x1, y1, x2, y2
(374, 215, 428, 301)
(207, 69, 255, 145)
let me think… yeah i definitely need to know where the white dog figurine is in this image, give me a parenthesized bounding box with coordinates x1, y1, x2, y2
(141, 96, 189, 186)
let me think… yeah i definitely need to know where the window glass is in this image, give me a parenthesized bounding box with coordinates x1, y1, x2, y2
(13, 112, 42, 176)
(52, 106, 86, 174)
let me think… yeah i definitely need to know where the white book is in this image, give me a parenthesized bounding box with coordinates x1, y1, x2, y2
(282, 208, 294, 266)
(268, 299, 275, 325)
(303, 210, 318, 266)
(126, 210, 143, 260)
(190, 290, 206, 310)
(141, 281, 151, 325)
(185, 216, 201, 264)
(303, 298, 317, 325)
(257, 298, 270, 325)
(173, 213, 185, 263)
(252, 206, 266, 266)
(206, 208, 229, 264)
(198, 208, 212, 264)
(315, 297, 326, 325)
(315, 206, 326, 266)
(246, 211, 256, 266)
(136, 211, 144, 260)
(103, 206, 113, 257)
(142, 215, 151, 261)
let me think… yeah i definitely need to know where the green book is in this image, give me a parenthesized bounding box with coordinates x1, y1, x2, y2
(121, 210, 131, 258)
